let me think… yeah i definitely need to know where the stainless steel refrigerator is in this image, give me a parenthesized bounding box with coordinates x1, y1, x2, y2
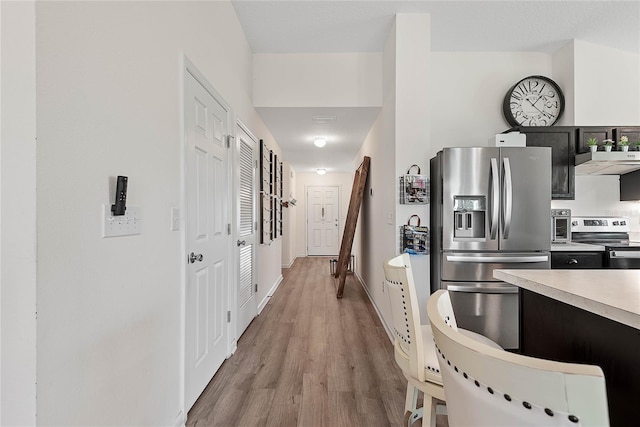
(430, 147, 551, 349)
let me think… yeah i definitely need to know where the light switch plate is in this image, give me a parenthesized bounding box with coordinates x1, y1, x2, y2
(103, 204, 141, 237)
(171, 207, 180, 231)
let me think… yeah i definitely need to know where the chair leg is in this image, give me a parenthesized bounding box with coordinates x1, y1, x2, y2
(404, 384, 418, 413)
(405, 387, 438, 427)
(408, 406, 423, 427)
(422, 395, 437, 427)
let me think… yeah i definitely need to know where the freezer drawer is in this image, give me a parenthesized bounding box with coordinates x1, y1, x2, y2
(441, 252, 550, 282)
(447, 284, 519, 350)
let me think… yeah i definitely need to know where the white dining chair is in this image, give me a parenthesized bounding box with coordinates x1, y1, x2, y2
(383, 254, 500, 427)
(427, 289, 610, 427)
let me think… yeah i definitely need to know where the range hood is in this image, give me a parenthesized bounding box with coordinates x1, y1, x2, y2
(575, 151, 640, 175)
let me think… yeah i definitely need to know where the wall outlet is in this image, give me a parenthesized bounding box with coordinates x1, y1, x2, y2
(103, 204, 141, 237)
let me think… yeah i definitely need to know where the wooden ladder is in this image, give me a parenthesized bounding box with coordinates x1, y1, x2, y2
(335, 156, 370, 298)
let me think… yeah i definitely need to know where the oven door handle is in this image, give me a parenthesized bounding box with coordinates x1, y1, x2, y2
(610, 251, 640, 259)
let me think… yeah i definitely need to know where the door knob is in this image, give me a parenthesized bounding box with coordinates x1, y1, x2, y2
(189, 252, 203, 263)
(237, 240, 246, 247)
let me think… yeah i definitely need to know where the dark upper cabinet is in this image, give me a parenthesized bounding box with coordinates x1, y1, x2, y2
(620, 168, 640, 200)
(614, 127, 640, 150)
(576, 127, 614, 153)
(517, 126, 575, 200)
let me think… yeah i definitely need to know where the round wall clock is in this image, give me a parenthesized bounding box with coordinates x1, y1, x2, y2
(502, 75, 565, 127)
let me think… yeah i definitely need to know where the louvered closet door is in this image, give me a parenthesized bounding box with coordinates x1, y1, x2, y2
(236, 123, 257, 338)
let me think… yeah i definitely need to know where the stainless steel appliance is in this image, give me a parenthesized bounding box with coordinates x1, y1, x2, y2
(571, 216, 640, 269)
(430, 147, 552, 349)
(575, 151, 640, 176)
(551, 209, 572, 243)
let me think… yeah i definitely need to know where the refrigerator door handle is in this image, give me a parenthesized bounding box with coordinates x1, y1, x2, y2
(502, 157, 513, 239)
(447, 285, 519, 294)
(490, 158, 499, 240)
(445, 255, 549, 263)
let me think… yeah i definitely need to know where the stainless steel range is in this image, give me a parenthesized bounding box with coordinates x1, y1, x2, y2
(572, 216, 640, 269)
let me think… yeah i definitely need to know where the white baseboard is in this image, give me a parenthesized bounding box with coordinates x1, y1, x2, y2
(257, 274, 283, 315)
(355, 271, 394, 344)
(281, 256, 296, 269)
(174, 411, 185, 427)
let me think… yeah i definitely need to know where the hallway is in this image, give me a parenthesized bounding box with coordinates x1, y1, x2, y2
(186, 257, 408, 426)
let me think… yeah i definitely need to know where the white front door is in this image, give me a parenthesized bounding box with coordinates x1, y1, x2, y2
(235, 122, 257, 338)
(306, 186, 340, 256)
(184, 68, 230, 411)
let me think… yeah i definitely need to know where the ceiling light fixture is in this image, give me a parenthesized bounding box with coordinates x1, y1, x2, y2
(316, 168, 327, 175)
(313, 137, 327, 148)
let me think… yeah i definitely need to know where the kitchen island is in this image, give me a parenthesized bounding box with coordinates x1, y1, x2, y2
(494, 269, 640, 427)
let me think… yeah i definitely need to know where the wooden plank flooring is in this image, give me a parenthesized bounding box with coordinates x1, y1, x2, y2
(186, 256, 409, 427)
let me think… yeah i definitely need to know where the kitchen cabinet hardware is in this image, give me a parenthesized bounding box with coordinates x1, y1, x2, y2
(551, 252, 602, 269)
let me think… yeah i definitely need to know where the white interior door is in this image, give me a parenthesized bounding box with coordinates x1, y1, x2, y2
(184, 69, 230, 411)
(235, 122, 257, 338)
(306, 186, 340, 256)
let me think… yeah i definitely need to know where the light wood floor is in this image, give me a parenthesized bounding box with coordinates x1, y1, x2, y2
(186, 256, 414, 427)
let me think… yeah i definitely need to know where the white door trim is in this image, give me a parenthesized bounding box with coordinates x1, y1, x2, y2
(179, 55, 235, 418)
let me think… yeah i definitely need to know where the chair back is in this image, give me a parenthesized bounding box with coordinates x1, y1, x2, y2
(383, 254, 425, 382)
(427, 290, 610, 427)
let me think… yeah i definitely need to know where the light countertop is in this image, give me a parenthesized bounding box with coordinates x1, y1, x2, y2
(494, 269, 640, 330)
(550, 242, 604, 252)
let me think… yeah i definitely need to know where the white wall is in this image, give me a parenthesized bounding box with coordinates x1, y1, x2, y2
(294, 172, 354, 258)
(552, 40, 576, 126)
(354, 18, 397, 332)
(253, 53, 383, 107)
(0, 2, 37, 425)
(34, 1, 280, 425)
(394, 15, 432, 323)
(430, 51, 553, 151)
(573, 40, 640, 125)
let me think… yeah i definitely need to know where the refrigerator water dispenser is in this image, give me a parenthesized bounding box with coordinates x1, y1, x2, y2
(453, 196, 485, 239)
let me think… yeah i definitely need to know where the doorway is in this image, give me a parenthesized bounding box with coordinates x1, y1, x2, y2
(183, 60, 231, 411)
(235, 121, 258, 338)
(306, 186, 340, 256)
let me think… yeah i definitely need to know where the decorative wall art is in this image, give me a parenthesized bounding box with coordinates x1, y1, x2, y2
(259, 140, 283, 244)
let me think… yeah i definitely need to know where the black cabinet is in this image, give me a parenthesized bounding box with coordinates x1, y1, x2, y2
(517, 127, 575, 200)
(613, 127, 640, 150)
(576, 127, 614, 153)
(620, 168, 640, 200)
(551, 251, 603, 269)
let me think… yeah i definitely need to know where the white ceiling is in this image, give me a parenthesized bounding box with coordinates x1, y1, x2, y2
(255, 107, 381, 173)
(232, 0, 640, 172)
